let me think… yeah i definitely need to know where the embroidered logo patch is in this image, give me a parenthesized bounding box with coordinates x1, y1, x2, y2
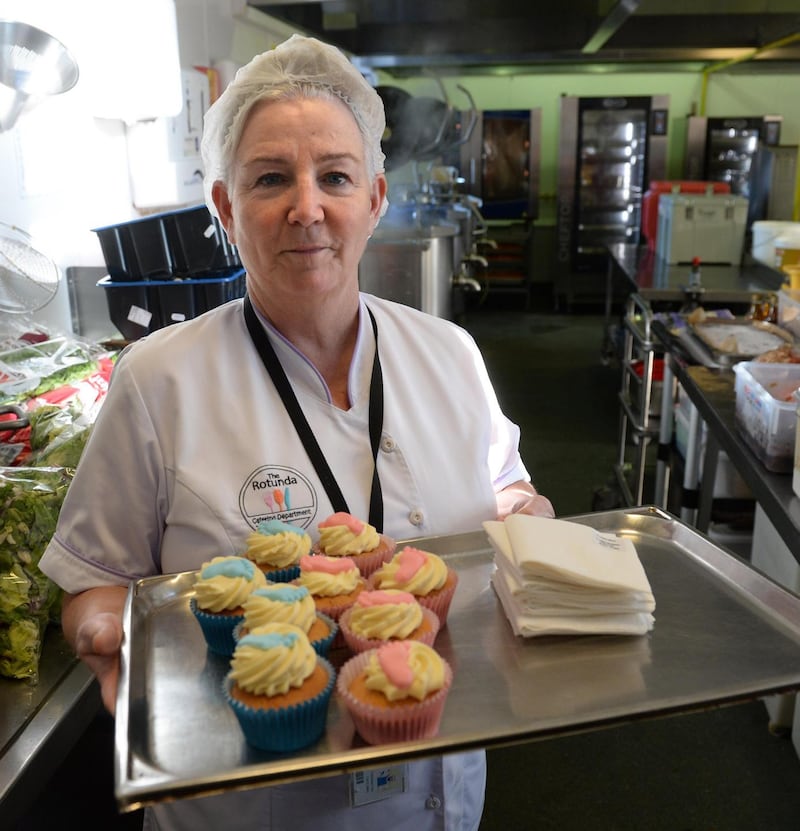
(239, 466, 317, 529)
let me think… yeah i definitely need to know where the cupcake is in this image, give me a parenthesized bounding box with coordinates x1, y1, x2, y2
(293, 554, 366, 648)
(190, 556, 268, 656)
(339, 589, 440, 654)
(236, 583, 338, 658)
(369, 546, 458, 627)
(243, 519, 310, 582)
(337, 640, 453, 745)
(314, 512, 395, 578)
(224, 622, 335, 753)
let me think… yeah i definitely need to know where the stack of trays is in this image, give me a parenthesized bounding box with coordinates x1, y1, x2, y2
(93, 205, 244, 340)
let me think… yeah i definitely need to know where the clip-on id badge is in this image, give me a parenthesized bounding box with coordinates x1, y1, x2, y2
(349, 764, 409, 807)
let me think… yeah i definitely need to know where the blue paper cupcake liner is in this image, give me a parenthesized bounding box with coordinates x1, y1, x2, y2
(311, 612, 338, 657)
(264, 564, 301, 583)
(190, 598, 244, 657)
(224, 656, 336, 753)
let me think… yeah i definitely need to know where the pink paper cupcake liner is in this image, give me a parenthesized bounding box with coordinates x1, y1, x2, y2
(336, 649, 453, 745)
(338, 606, 441, 654)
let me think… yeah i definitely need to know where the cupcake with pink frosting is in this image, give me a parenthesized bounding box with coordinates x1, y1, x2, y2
(369, 546, 458, 627)
(314, 512, 395, 578)
(293, 554, 366, 646)
(339, 589, 440, 654)
(337, 640, 453, 745)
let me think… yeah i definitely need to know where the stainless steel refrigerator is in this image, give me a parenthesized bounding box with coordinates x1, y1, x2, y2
(684, 115, 783, 227)
(556, 95, 670, 296)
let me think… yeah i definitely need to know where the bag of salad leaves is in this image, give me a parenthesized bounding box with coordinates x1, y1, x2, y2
(0, 466, 71, 681)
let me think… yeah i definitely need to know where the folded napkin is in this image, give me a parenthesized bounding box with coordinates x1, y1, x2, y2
(483, 515, 655, 637)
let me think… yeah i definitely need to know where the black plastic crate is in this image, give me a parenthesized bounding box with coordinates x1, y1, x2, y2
(93, 205, 240, 282)
(98, 268, 246, 340)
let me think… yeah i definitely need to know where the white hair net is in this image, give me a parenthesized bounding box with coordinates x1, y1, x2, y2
(201, 34, 387, 219)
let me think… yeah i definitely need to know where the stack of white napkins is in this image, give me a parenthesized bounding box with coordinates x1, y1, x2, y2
(483, 514, 655, 637)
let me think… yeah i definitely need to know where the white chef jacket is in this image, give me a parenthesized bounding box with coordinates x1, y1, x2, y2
(40, 292, 530, 831)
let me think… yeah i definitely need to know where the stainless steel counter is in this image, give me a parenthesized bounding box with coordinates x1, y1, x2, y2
(0, 627, 100, 826)
(653, 331, 800, 566)
(607, 243, 785, 303)
(603, 244, 786, 361)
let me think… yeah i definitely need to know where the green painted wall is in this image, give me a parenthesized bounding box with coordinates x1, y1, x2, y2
(382, 68, 800, 224)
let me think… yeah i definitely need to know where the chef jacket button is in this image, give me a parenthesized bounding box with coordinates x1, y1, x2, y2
(408, 509, 424, 526)
(380, 436, 396, 452)
(425, 795, 442, 810)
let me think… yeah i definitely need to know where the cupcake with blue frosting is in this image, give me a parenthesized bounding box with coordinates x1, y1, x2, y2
(224, 622, 335, 752)
(190, 555, 268, 656)
(236, 583, 338, 657)
(243, 519, 310, 582)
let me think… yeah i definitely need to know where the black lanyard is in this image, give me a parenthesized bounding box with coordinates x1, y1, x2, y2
(242, 294, 384, 532)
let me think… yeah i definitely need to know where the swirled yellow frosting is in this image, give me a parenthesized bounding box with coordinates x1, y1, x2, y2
(243, 584, 317, 632)
(318, 512, 380, 555)
(364, 641, 446, 702)
(245, 519, 311, 568)
(295, 554, 361, 597)
(372, 547, 448, 597)
(193, 556, 267, 612)
(229, 622, 317, 696)
(348, 590, 423, 639)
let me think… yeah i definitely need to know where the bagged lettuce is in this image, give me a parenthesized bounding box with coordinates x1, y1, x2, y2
(0, 466, 71, 681)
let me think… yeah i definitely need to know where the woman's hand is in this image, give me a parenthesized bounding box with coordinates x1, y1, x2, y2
(61, 586, 129, 715)
(496, 480, 555, 520)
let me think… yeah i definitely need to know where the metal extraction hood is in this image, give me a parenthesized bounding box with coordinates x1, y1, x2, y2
(249, 0, 800, 76)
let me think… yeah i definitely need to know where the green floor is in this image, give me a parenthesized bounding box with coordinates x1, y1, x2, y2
(461, 299, 620, 518)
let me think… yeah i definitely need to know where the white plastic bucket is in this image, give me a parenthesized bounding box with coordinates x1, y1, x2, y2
(752, 221, 800, 267)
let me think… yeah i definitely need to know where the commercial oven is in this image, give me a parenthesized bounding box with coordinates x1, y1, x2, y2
(684, 115, 783, 228)
(557, 95, 670, 277)
(450, 109, 541, 221)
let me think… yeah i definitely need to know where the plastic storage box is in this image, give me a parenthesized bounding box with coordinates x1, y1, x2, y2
(93, 204, 239, 282)
(673, 397, 751, 499)
(641, 180, 730, 252)
(98, 268, 245, 341)
(733, 361, 800, 473)
(656, 192, 748, 265)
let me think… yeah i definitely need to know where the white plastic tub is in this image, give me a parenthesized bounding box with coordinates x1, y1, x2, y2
(733, 361, 800, 473)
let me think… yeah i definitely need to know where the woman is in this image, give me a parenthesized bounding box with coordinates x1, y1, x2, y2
(40, 34, 554, 831)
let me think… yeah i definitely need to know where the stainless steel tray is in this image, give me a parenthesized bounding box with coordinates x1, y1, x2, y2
(689, 318, 793, 367)
(115, 507, 800, 812)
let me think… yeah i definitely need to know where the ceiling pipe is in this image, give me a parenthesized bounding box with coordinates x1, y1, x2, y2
(581, 0, 640, 55)
(699, 30, 800, 115)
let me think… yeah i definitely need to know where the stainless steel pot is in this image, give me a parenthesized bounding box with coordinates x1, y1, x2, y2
(359, 223, 458, 319)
